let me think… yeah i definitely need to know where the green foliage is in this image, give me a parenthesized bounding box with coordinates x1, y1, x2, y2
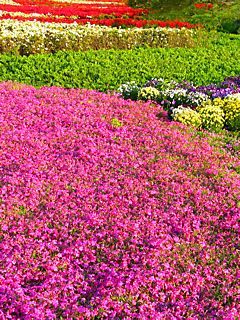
(128, 0, 195, 13)
(0, 36, 239, 92)
(146, 1, 240, 34)
(111, 118, 123, 127)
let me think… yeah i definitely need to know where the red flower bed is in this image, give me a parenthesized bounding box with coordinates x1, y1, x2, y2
(13, 0, 128, 6)
(0, 0, 202, 28)
(0, 3, 147, 19)
(195, 3, 213, 9)
(0, 14, 202, 28)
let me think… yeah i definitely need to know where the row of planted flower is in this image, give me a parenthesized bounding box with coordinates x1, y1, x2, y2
(0, 0, 201, 55)
(118, 76, 240, 132)
(0, 1, 148, 19)
(0, 0, 202, 28)
(0, 80, 239, 319)
(0, 14, 201, 28)
(0, 19, 199, 55)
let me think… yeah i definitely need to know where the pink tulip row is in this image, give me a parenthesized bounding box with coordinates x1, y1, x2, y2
(0, 81, 239, 319)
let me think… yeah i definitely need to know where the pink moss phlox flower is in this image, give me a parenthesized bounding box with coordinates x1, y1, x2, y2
(0, 81, 239, 319)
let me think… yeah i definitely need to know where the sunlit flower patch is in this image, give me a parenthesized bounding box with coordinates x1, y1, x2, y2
(0, 0, 148, 20)
(0, 19, 198, 55)
(0, 14, 201, 28)
(119, 76, 240, 132)
(0, 0, 201, 28)
(0, 80, 239, 319)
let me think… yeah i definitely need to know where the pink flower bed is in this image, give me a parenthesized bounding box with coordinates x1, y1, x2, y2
(0, 81, 239, 319)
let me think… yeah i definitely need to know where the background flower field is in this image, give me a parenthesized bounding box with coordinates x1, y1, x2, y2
(0, 0, 239, 319)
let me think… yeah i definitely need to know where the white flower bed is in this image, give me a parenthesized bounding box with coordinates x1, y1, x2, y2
(0, 19, 196, 55)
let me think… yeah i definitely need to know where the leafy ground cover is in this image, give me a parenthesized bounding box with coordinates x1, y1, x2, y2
(0, 81, 239, 319)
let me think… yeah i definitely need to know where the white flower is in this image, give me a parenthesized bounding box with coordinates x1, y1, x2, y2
(224, 93, 240, 101)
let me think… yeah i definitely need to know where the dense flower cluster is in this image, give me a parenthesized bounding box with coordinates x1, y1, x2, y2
(0, 2, 147, 19)
(184, 76, 240, 99)
(142, 76, 240, 99)
(118, 76, 240, 122)
(196, 100, 225, 131)
(194, 3, 213, 9)
(203, 95, 240, 132)
(0, 0, 202, 28)
(138, 86, 160, 102)
(172, 93, 240, 132)
(159, 88, 209, 109)
(119, 78, 210, 109)
(0, 19, 197, 55)
(119, 76, 240, 131)
(118, 81, 140, 100)
(0, 81, 239, 319)
(171, 105, 202, 128)
(0, 14, 201, 28)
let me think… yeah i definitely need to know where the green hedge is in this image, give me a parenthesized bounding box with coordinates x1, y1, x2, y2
(0, 34, 239, 92)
